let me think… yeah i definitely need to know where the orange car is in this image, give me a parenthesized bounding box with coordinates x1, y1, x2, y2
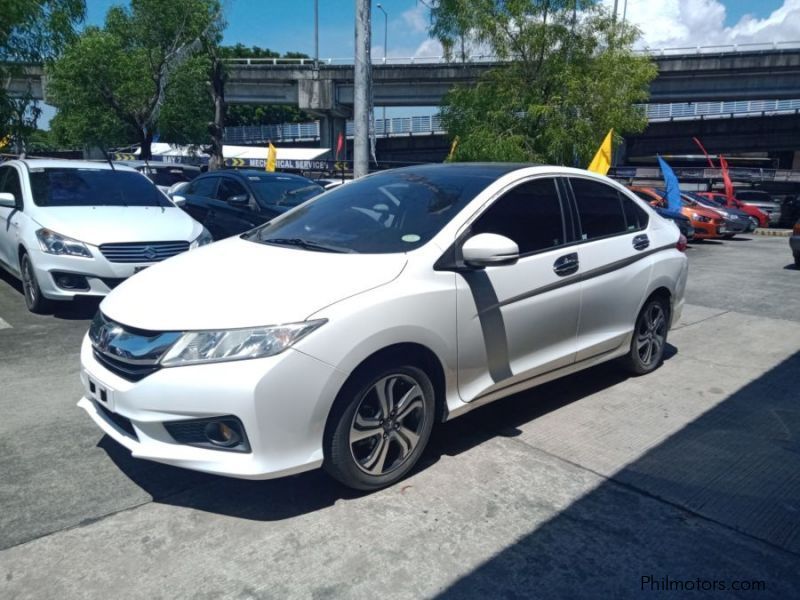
(628, 186, 728, 240)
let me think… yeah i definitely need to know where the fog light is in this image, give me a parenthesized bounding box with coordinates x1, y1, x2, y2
(204, 420, 242, 447)
(52, 272, 89, 291)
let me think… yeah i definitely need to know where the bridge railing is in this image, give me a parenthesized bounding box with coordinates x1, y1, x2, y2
(221, 40, 800, 66)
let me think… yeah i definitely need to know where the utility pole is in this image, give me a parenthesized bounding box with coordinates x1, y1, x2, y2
(313, 0, 319, 68)
(353, 0, 371, 178)
(377, 3, 388, 135)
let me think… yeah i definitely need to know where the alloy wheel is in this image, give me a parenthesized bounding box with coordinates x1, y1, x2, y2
(636, 303, 667, 366)
(21, 256, 37, 308)
(749, 216, 759, 230)
(349, 373, 428, 476)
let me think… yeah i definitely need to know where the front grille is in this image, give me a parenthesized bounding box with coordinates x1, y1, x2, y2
(93, 350, 161, 382)
(96, 401, 138, 440)
(99, 241, 190, 263)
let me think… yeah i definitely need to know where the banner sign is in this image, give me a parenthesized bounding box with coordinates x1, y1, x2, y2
(223, 157, 331, 171)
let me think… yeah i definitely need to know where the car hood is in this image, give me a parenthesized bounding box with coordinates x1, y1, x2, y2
(687, 205, 723, 220)
(35, 206, 201, 246)
(100, 236, 408, 331)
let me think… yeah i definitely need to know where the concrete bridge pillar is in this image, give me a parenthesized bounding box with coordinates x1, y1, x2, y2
(298, 77, 350, 161)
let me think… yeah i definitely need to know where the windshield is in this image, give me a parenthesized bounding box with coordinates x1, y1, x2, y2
(29, 168, 171, 208)
(248, 176, 324, 208)
(244, 168, 496, 253)
(145, 169, 197, 187)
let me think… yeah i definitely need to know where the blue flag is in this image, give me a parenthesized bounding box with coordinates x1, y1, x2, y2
(657, 155, 682, 213)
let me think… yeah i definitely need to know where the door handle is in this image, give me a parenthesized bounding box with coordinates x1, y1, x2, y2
(553, 252, 579, 277)
(632, 234, 650, 251)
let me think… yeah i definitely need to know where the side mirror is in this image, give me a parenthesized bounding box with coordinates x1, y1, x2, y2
(461, 233, 519, 268)
(228, 194, 249, 205)
(0, 192, 16, 209)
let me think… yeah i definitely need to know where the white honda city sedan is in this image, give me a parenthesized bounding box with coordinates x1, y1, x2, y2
(78, 164, 688, 490)
(0, 159, 211, 313)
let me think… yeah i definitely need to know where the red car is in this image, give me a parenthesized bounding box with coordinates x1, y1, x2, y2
(696, 192, 769, 229)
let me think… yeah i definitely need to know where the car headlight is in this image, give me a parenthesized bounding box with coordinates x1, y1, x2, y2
(692, 214, 711, 223)
(160, 319, 327, 366)
(35, 228, 92, 258)
(190, 227, 213, 249)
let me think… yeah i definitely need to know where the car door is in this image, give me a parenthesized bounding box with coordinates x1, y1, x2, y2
(212, 177, 265, 237)
(454, 177, 581, 403)
(567, 177, 654, 361)
(180, 176, 220, 231)
(0, 165, 25, 274)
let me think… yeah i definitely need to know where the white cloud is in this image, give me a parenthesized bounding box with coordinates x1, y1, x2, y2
(401, 4, 429, 34)
(604, 0, 800, 49)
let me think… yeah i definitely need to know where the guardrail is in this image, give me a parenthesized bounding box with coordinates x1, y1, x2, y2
(221, 40, 800, 66)
(223, 101, 800, 144)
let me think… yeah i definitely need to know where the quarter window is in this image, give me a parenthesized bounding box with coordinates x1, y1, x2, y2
(621, 196, 649, 231)
(470, 178, 565, 254)
(570, 178, 627, 239)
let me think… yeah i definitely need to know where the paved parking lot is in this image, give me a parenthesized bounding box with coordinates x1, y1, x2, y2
(1, 236, 799, 599)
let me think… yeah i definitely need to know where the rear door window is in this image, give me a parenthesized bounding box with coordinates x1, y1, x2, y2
(187, 177, 218, 198)
(570, 178, 628, 240)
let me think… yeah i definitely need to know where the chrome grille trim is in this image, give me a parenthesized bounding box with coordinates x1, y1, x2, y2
(99, 241, 190, 263)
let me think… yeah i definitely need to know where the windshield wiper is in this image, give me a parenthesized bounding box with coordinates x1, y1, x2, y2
(262, 237, 353, 253)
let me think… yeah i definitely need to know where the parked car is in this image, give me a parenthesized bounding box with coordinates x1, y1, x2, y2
(791, 219, 800, 268)
(684, 192, 753, 236)
(780, 195, 800, 227)
(0, 159, 211, 313)
(116, 161, 201, 195)
(175, 170, 324, 239)
(654, 206, 695, 241)
(734, 190, 782, 226)
(629, 186, 726, 240)
(78, 164, 688, 490)
(696, 192, 768, 229)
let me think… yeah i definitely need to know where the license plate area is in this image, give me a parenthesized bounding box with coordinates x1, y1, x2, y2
(86, 373, 114, 409)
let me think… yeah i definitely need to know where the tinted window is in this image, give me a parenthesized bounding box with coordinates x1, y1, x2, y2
(145, 168, 197, 187)
(247, 175, 323, 209)
(188, 176, 218, 198)
(471, 179, 565, 254)
(29, 168, 169, 207)
(0, 167, 22, 206)
(217, 178, 248, 202)
(621, 196, 649, 231)
(245, 168, 497, 254)
(571, 179, 627, 239)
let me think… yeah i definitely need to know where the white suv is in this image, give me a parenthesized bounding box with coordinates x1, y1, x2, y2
(78, 164, 688, 490)
(0, 159, 211, 312)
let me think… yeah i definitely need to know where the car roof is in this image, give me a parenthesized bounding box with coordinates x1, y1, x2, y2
(3, 158, 138, 172)
(115, 160, 201, 171)
(201, 169, 316, 182)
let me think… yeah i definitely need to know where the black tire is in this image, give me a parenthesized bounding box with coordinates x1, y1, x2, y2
(749, 216, 760, 231)
(20, 252, 51, 314)
(794, 252, 800, 269)
(621, 296, 670, 376)
(324, 363, 435, 491)
(723, 233, 735, 240)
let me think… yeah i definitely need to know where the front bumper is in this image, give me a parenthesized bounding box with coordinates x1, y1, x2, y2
(78, 334, 348, 479)
(30, 247, 158, 300)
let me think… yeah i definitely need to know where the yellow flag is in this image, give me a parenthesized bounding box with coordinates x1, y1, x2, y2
(0, 134, 11, 150)
(587, 129, 613, 175)
(266, 142, 277, 172)
(446, 136, 459, 162)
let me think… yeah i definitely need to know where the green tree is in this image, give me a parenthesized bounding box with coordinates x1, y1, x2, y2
(0, 0, 85, 152)
(47, 0, 221, 159)
(430, 0, 657, 165)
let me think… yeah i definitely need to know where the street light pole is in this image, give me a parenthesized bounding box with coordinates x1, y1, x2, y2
(314, 0, 319, 68)
(376, 3, 388, 135)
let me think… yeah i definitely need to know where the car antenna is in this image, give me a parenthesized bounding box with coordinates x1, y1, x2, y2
(102, 146, 116, 170)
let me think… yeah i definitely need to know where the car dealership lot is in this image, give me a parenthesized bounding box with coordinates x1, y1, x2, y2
(1, 236, 798, 599)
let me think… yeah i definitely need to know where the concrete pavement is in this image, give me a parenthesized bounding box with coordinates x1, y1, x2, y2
(0, 236, 798, 599)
